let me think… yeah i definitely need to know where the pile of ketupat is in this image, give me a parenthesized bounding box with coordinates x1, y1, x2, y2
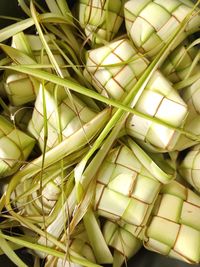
(0, 0, 200, 266)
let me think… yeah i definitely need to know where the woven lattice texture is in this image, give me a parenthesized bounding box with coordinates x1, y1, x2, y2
(179, 144, 200, 192)
(76, 0, 124, 44)
(39, 221, 96, 262)
(37, 181, 60, 215)
(85, 38, 188, 152)
(84, 39, 149, 100)
(4, 71, 40, 106)
(0, 115, 35, 178)
(4, 50, 69, 107)
(46, 223, 96, 265)
(13, 168, 65, 220)
(125, 71, 188, 152)
(4, 33, 69, 106)
(70, 223, 96, 263)
(124, 0, 200, 58)
(28, 83, 97, 151)
(95, 144, 169, 237)
(144, 181, 200, 264)
(161, 41, 200, 83)
(182, 78, 200, 114)
(103, 220, 142, 259)
(173, 78, 200, 150)
(31, 181, 59, 216)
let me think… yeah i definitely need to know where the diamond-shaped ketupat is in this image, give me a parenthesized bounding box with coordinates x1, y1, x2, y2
(28, 83, 97, 152)
(124, 0, 200, 59)
(0, 115, 35, 178)
(85, 38, 188, 152)
(103, 219, 142, 266)
(144, 180, 200, 264)
(94, 139, 175, 238)
(75, 0, 125, 45)
(179, 144, 200, 192)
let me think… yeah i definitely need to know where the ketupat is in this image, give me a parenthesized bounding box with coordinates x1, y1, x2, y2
(84, 39, 149, 100)
(158, 39, 200, 150)
(0, 115, 35, 178)
(179, 143, 200, 191)
(94, 139, 175, 237)
(3, 33, 70, 106)
(144, 180, 200, 264)
(103, 219, 142, 267)
(75, 0, 126, 45)
(174, 77, 200, 150)
(28, 83, 97, 151)
(124, 0, 200, 58)
(84, 38, 188, 152)
(43, 222, 97, 266)
(161, 40, 200, 83)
